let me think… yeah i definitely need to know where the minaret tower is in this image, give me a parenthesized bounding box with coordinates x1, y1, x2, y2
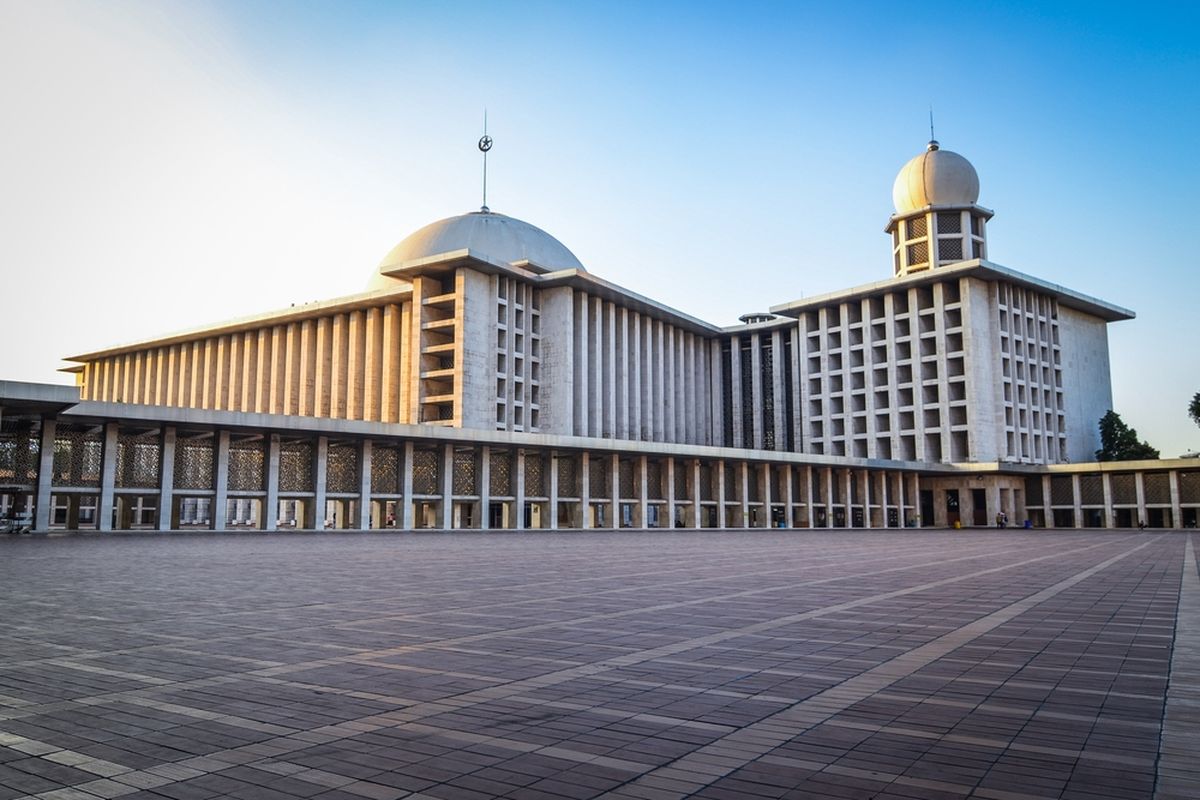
(886, 140, 993, 276)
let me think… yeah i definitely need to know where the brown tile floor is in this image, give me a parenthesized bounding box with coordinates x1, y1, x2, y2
(0, 530, 1193, 800)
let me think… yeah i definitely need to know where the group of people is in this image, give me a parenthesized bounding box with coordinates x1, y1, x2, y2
(995, 511, 1009, 528)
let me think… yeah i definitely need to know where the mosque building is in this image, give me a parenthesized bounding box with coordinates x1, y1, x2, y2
(1, 140, 1197, 532)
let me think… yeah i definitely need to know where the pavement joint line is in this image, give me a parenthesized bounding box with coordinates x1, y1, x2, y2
(593, 535, 1162, 798)
(1155, 532, 1200, 800)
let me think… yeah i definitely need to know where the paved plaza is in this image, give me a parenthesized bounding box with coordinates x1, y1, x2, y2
(0, 531, 1196, 800)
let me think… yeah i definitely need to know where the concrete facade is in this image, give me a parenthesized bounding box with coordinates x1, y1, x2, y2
(2, 140, 1187, 534)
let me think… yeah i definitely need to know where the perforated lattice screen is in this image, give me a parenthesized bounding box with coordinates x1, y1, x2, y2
(279, 441, 313, 493)
(1050, 475, 1073, 505)
(906, 216, 928, 239)
(618, 459, 636, 499)
(453, 449, 477, 496)
(557, 456, 579, 497)
(116, 433, 160, 489)
(1144, 473, 1170, 504)
(174, 438, 214, 490)
(675, 462, 689, 499)
(937, 212, 962, 234)
(907, 241, 929, 265)
(1111, 473, 1136, 504)
(371, 446, 400, 494)
(700, 463, 714, 501)
(525, 453, 545, 497)
(740, 343, 754, 447)
(938, 239, 963, 262)
(52, 427, 102, 487)
(0, 421, 40, 486)
(227, 440, 265, 492)
(411, 448, 440, 495)
(1025, 476, 1043, 506)
(646, 461, 663, 500)
(1079, 474, 1104, 506)
(327, 444, 359, 494)
(589, 457, 609, 496)
(490, 451, 511, 496)
(1180, 471, 1200, 504)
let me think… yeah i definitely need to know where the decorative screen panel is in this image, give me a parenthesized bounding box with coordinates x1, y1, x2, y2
(52, 427, 103, 487)
(906, 216, 927, 239)
(227, 440, 265, 492)
(279, 441, 314, 493)
(489, 451, 512, 496)
(1180, 471, 1199, 504)
(1144, 473, 1170, 504)
(646, 460, 663, 500)
(0, 421, 40, 486)
(1050, 475, 1073, 505)
(907, 241, 929, 265)
(937, 212, 962, 233)
(1079, 474, 1103, 506)
(675, 462, 689, 499)
(371, 446, 400, 494)
(525, 453, 545, 497)
(1025, 476, 1043, 506)
(699, 463, 714, 501)
(174, 438, 214, 490)
(618, 459, 636, 499)
(589, 457, 609, 496)
(412, 448, 440, 495)
(327, 444, 359, 494)
(116, 433, 160, 489)
(1111, 473, 1136, 504)
(557, 456, 579, 497)
(453, 449, 477, 496)
(938, 239, 963, 261)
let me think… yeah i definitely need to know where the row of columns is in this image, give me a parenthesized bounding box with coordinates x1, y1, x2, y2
(25, 419, 922, 531)
(1040, 472, 1194, 529)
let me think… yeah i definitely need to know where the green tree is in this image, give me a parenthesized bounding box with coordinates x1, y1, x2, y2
(1190, 391, 1200, 430)
(1095, 410, 1160, 461)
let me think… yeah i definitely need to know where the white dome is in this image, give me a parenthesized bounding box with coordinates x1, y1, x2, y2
(892, 142, 980, 213)
(369, 211, 583, 289)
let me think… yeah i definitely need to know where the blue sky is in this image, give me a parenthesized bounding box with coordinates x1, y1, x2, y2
(1, 0, 1197, 453)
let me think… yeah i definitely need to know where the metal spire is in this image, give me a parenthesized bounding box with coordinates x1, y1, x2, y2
(478, 110, 493, 212)
(928, 106, 939, 151)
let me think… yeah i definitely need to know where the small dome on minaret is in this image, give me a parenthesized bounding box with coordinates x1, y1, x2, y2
(892, 141, 981, 213)
(885, 140, 992, 278)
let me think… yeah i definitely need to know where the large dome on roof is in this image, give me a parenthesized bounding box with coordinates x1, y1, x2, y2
(368, 210, 584, 289)
(892, 141, 980, 213)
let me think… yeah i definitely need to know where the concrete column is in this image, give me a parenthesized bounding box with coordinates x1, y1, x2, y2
(440, 443, 453, 529)
(610, 454, 620, 528)
(822, 467, 834, 527)
(716, 459, 726, 529)
(691, 459, 701, 529)
(358, 439, 373, 530)
(479, 445, 491, 531)
(580, 452, 591, 529)
(858, 470, 870, 528)
(515, 449, 529, 530)
(737, 462, 748, 528)
(843, 469, 854, 528)
(400, 441, 414, 530)
(158, 426, 176, 532)
(313, 436, 328, 530)
(764, 463, 774, 528)
(1134, 471, 1147, 528)
(1169, 470, 1182, 529)
(549, 451, 559, 530)
(784, 465, 794, 528)
(1102, 473, 1116, 528)
(1042, 474, 1053, 527)
(1071, 474, 1083, 529)
(264, 433, 280, 532)
(638, 456, 649, 528)
(665, 457, 676, 528)
(213, 430, 230, 531)
(97, 422, 119, 532)
(34, 418, 56, 532)
(983, 480, 999, 528)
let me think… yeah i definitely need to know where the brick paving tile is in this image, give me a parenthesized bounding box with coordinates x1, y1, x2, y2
(0, 531, 1194, 799)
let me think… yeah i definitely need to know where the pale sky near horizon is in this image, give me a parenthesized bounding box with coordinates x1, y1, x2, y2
(1, 0, 1197, 455)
